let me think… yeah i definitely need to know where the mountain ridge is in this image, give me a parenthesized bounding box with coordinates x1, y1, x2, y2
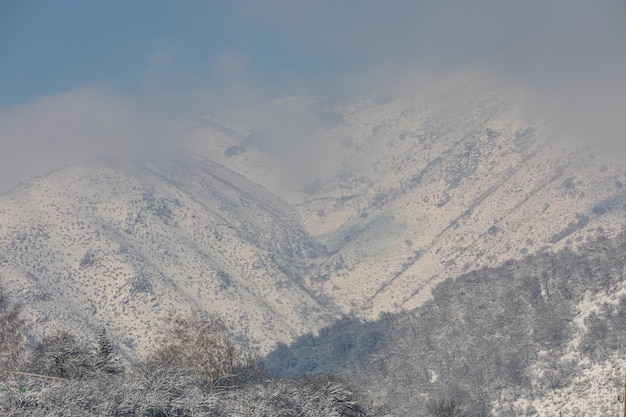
(3, 82, 626, 357)
(195, 91, 626, 316)
(0, 156, 336, 355)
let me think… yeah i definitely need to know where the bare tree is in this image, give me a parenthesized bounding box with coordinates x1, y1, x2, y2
(146, 310, 262, 390)
(0, 286, 27, 370)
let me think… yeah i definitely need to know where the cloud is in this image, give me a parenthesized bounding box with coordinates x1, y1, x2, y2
(2, 1, 624, 194)
(235, 0, 626, 151)
(0, 87, 178, 194)
(138, 48, 267, 117)
(236, 0, 625, 82)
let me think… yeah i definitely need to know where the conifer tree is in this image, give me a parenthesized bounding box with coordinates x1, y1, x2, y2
(96, 327, 123, 374)
(98, 327, 113, 359)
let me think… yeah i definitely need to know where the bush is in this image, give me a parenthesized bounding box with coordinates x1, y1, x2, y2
(220, 375, 379, 417)
(427, 399, 467, 417)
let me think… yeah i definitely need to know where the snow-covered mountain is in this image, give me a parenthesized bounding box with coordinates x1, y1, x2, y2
(189, 83, 626, 319)
(3, 77, 626, 359)
(0, 157, 336, 354)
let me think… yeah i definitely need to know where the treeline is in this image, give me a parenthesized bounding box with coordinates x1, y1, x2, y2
(267, 232, 626, 416)
(0, 303, 381, 417)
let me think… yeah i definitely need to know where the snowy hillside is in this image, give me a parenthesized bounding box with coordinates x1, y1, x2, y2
(0, 157, 336, 354)
(188, 83, 626, 318)
(3, 78, 626, 360)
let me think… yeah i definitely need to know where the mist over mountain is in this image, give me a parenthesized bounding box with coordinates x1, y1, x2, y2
(2, 78, 626, 360)
(190, 81, 626, 317)
(3, 1, 626, 415)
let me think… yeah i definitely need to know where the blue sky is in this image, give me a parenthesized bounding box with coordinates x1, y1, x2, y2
(1, 0, 400, 109)
(0, 0, 625, 193)
(2, 0, 625, 110)
(1, 1, 264, 107)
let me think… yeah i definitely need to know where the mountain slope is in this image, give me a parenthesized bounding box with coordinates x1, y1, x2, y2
(187, 82, 626, 318)
(0, 156, 336, 354)
(4, 77, 626, 357)
(265, 232, 626, 416)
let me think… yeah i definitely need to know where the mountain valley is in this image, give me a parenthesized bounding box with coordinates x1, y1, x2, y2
(2, 79, 626, 417)
(3, 79, 626, 358)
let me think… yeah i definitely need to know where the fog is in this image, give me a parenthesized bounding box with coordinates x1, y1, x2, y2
(0, 88, 178, 193)
(238, 0, 626, 149)
(1, 0, 624, 194)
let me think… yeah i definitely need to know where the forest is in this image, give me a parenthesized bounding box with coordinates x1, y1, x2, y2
(266, 231, 626, 416)
(4, 230, 626, 416)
